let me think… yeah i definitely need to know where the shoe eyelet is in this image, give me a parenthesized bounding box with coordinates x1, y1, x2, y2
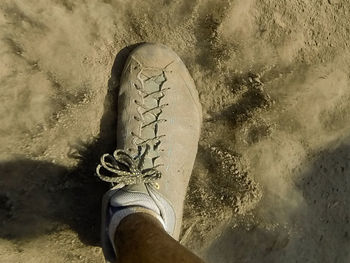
(154, 182, 160, 189)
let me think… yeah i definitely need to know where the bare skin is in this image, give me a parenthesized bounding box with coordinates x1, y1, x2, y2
(114, 213, 205, 263)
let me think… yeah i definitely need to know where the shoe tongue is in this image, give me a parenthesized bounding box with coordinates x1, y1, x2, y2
(124, 183, 148, 193)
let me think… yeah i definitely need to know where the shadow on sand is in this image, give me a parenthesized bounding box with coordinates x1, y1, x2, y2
(0, 43, 142, 246)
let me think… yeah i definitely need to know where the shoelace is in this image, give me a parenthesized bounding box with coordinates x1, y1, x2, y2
(96, 146, 161, 186)
(97, 69, 169, 186)
(132, 72, 169, 147)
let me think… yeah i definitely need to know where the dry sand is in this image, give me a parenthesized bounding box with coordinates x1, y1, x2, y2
(1, 0, 350, 262)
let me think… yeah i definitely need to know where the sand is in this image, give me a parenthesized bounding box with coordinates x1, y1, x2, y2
(1, 0, 350, 262)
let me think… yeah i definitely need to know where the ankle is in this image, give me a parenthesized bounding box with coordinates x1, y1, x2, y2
(116, 213, 165, 241)
(115, 213, 167, 259)
(114, 213, 205, 263)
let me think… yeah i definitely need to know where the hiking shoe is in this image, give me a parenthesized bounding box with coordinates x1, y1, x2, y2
(97, 43, 202, 262)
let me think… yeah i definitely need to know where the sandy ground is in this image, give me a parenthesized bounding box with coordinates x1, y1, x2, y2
(1, 0, 350, 262)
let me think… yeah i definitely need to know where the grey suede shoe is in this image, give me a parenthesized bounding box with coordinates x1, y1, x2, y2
(97, 43, 202, 262)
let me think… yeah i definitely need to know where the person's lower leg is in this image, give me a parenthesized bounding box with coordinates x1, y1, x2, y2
(114, 213, 204, 263)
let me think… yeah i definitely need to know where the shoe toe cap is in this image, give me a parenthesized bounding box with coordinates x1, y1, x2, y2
(130, 43, 181, 68)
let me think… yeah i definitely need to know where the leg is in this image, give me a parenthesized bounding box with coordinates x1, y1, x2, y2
(97, 43, 203, 262)
(115, 213, 204, 263)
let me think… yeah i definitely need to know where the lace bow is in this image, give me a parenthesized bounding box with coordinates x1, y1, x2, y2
(96, 148, 161, 186)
